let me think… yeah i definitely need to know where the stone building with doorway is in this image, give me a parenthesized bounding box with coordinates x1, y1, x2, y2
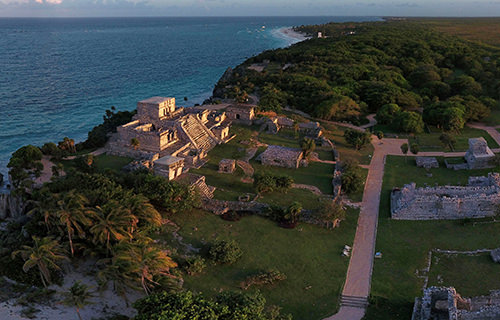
(465, 137, 495, 169)
(226, 104, 256, 125)
(259, 145, 304, 169)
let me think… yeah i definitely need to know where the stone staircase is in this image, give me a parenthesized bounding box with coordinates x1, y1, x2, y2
(193, 178, 215, 199)
(339, 295, 369, 309)
(183, 115, 217, 152)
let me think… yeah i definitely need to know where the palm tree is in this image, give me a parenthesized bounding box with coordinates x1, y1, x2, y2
(61, 281, 94, 320)
(27, 189, 59, 232)
(284, 201, 303, 224)
(121, 194, 162, 228)
(55, 191, 95, 256)
(97, 251, 137, 306)
(115, 243, 177, 295)
(12, 236, 69, 288)
(300, 137, 316, 159)
(90, 200, 136, 255)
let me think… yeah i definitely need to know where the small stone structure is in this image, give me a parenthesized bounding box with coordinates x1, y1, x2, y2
(465, 137, 495, 169)
(218, 159, 236, 173)
(259, 145, 304, 169)
(412, 286, 500, 320)
(391, 173, 500, 220)
(176, 173, 215, 199)
(491, 248, 500, 263)
(225, 104, 255, 125)
(416, 157, 439, 169)
(154, 155, 185, 181)
(298, 121, 323, 138)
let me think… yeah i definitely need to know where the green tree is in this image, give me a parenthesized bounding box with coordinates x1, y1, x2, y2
(376, 104, 401, 125)
(300, 137, 316, 159)
(341, 160, 364, 194)
(61, 281, 94, 320)
(344, 129, 371, 150)
(116, 243, 177, 295)
(209, 239, 243, 265)
(410, 143, 419, 155)
(439, 133, 456, 151)
(55, 191, 95, 256)
(90, 200, 136, 255)
(283, 201, 303, 224)
(396, 111, 424, 134)
(12, 236, 69, 288)
(401, 143, 409, 162)
(318, 200, 346, 228)
(7, 145, 44, 190)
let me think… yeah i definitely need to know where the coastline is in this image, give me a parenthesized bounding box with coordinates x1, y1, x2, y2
(272, 27, 311, 46)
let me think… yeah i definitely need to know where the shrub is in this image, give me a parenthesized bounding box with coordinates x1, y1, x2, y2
(341, 160, 364, 194)
(184, 256, 206, 275)
(344, 129, 371, 150)
(254, 174, 294, 194)
(209, 239, 243, 265)
(240, 269, 287, 290)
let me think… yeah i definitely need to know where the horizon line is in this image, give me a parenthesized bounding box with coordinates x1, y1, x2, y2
(1, 15, 500, 19)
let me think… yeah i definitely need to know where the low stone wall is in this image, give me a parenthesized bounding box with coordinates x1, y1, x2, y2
(391, 173, 500, 220)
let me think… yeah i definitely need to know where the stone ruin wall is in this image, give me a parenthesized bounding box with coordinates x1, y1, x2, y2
(392, 174, 500, 220)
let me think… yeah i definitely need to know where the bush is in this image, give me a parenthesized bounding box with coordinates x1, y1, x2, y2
(209, 239, 243, 265)
(254, 174, 294, 194)
(341, 160, 364, 194)
(41, 142, 62, 159)
(240, 269, 287, 290)
(183, 256, 206, 275)
(344, 129, 371, 150)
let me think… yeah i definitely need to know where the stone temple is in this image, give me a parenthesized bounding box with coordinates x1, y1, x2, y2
(412, 286, 500, 320)
(107, 97, 231, 166)
(465, 137, 495, 169)
(391, 173, 500, 220)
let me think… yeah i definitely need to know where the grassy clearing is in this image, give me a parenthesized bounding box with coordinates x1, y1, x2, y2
(320, 121, 374, 165)
(365, 155, 500, 320)
(93, 155, 132, 172)
(427, 253, 500, 297)
(258, 130, 305, 149)
(250, 158, 334, 195)
(168, 208, 359, 320)
(373, 125, 499, 152)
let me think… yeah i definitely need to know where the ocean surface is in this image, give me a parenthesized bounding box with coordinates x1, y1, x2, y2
(0, 16, 380, 180)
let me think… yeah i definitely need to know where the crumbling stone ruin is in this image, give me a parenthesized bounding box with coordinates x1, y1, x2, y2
(154, 155, 185, 181)
(107, 96, 231, 164)
(218, 159, 236, 173)
(391, 173, 500, 220)
(258, 145, 304, 169)
(263, 115, 322, 138)
(225, 104, 256, 125)
(416, 157, 439, 169)
(412, 286, 500, 320)
(465, 137, 495, 169)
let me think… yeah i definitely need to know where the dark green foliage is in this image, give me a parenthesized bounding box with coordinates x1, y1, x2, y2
(410, 143, 420, 155)
(341, 160, 364, 194)
(253, 174, 294, 194)
(183, 256, 206, 275)
(300, 137, 316, 158)
(215, 22, 499, 131)
(79, 108, 135, 149)
(209, 239, 243, 265)
(344, 129, 371, 150)
(240, 270, 287, 290)
(439, 133, 456, 151)
(134, 290, 289, 320)
(376, 104, 401, 125)
(7, 145, 43, 190)
(41, 142, 62, 159)
(259, 83, 287, 111)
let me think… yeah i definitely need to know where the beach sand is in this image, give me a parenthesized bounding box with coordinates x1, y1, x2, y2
(275, 27, 311, 44)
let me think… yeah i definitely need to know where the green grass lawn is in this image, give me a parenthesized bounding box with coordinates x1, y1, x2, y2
(365, 155, 500, 320)
(168, 209, 359, 320)
(410, 126, 499, 152)
(93, 155, 132, 172)
(427, 253, 500, 297)
(258, 130, 305, 149)
(251, 157, 334, 195)
(320, 121, 374, 165)
(373, 125, 499, 152)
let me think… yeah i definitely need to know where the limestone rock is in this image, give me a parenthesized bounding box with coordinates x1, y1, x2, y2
(491, 248, 500, 263)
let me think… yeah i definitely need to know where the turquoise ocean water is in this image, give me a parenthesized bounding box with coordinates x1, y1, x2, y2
(0, 16, 379, 179)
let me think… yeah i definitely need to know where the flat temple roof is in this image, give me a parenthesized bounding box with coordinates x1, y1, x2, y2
(154, 155, 184, 166)
(139, 96, 175, 105)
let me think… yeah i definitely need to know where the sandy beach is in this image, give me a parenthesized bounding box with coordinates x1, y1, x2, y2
(273, 27, 311, 45)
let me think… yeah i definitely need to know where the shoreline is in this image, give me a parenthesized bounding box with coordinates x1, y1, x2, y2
(272, 26, 311, 45)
